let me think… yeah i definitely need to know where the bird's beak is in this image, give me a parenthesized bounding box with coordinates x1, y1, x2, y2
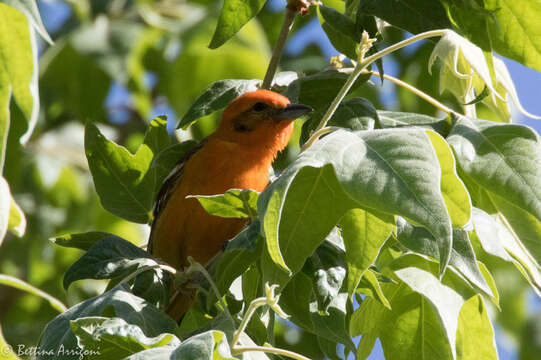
(276, 103, 313, 120)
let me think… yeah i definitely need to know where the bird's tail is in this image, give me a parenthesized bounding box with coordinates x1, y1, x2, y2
(166, 287, 197, 322)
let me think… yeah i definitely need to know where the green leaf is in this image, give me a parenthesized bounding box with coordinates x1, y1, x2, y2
(456, 295, 498, 360)
(128, 330, 235, 360)
(447, 117, 541, 262)
(328, 97, 379, 131)
(303, 238, 346, 314)
(339, 208, 395, 296)
(85, 118, 170, 223)
(358, 0, 452, 35)
(0, 177, 11, 245)
(189, 189, 259, 219)
(207, 220, 262, 308)
(484, 0, 541, 73)
(7, 198, 25, 237)
(390, 254, 469, 360)
(319, 5, 359, 59)
(1, 0, 52, 43)
(0, 4, 39, 166)
(209, 0, 267, 49)
(0, 274, 67, 313)
(37, 286, 177, 360)
(63, 236, 158, 289)
(351, 281, 454, 360)
(51, 231, 114, 251)
(356, 269, 392, 309)
(426, 131, 471, 228)
(70, 317, 180, 359)
(396, 219, 493, 297)
(472, 207, 541, 295)
(259, 128, 453, 287)
(179, 79, 260, 129)
(378, 110, 451, 136)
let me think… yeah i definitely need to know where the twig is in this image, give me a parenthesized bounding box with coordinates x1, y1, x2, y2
(364, 70, 459, 117)
(261, 7, 297, 89)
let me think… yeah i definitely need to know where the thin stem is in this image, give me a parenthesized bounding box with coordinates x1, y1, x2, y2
(231, 298, 267, 347)
(261, 7, 297, 89)
(300, 126, 339, 152)
(117, 264, 177, 288)
(233, 345, 311, 360)
(304, 29, 448, 149)
(365, 70, 459, 116)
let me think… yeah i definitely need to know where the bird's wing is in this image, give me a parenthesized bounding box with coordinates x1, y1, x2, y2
(147, 139, 206, 254)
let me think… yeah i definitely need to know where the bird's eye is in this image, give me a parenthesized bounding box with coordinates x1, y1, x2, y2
(252, 102, 268, 112)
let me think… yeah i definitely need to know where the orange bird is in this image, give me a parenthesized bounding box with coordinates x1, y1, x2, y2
(148, 89, 312, 320)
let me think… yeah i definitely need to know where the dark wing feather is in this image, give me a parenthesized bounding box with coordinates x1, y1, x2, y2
(147, 139, 206, 254)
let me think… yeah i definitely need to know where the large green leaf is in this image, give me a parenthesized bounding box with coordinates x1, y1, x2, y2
(63, 236, 158, 289)
(190, 189, 259, 219)
(126, 330, 236, 360)
(389, 255, 474, 360)
(396, 219, 492, 297)
(472, 207, 541, 295)
(484, 0, 541, 73)
(358, 0, 452, 35)
(179, 79, 260, 129)
(1, 0, 52, 43)
(259, 128, 453, 288)
(456, 295, 498, 360)
(71, 317, 180, 359)
(350, 281, 454, 360)
(447, 116, 541, 262)
(0, 4, 38, 166)
(318, 5, 359, 59)
(85, 117, 170, 223)
(339, 208, 395, 295)
(209, 0, 267, 49)
(37, 286, 177, 360)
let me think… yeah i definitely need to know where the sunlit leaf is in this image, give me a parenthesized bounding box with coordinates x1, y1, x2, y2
(190, 189, 259, 219)
(0, 4, 39, 164)
(209, 0, 267, 49)
(259, 128, 453, 287)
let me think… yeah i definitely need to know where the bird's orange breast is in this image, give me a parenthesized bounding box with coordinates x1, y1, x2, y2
(151, 138, 273, 270)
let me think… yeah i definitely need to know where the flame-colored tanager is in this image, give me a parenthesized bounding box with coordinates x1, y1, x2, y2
(148, 89, 312, 320)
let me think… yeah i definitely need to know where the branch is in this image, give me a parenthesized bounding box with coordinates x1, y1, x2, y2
(261, 7, 297, 89)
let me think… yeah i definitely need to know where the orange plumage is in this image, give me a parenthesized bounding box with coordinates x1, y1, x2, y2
(148, 90, 312, 320)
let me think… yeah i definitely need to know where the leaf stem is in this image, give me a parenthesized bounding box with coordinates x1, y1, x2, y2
(233, 345, 311, 360)
(231, 283, 306, 360)
(0, 274, 68, 313)
(300, 126, 340, 152)
(304, 29, 448, 148)
(261, 7, 297, 89)
(364, 70, 459, 116)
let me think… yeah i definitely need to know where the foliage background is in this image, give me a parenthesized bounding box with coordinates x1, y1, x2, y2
(1, 0, 541, 359)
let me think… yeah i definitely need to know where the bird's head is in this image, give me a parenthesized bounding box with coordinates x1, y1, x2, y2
(215, 90, 312, 152)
